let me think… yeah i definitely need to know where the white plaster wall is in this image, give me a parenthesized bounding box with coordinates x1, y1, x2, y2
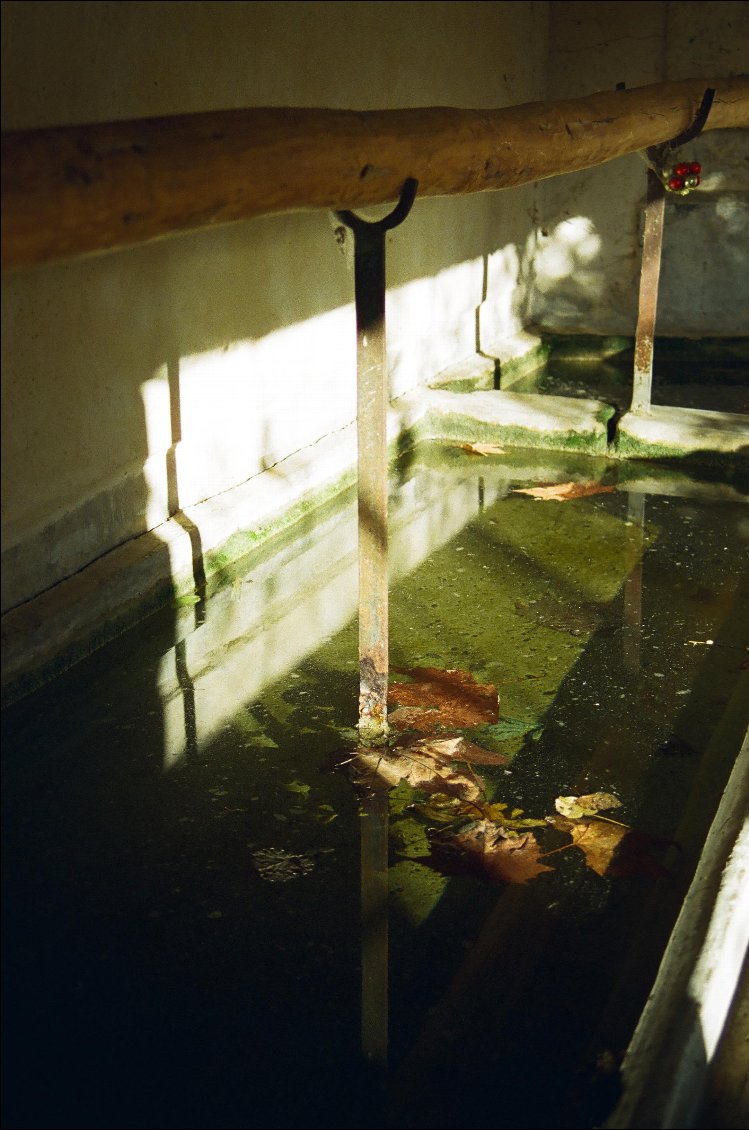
(526, 0, 749, 337)
(1, 0, 548, 612)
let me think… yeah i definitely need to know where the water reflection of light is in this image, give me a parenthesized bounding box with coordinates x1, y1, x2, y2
(155, 468, 509, 770)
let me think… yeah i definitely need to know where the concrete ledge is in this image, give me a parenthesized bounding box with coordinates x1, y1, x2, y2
(416, 387, 614, 453)
(0, 396, 429, 706)
(0, 425, 364, 705)
(616, 405, 749, 461)
(4, 374, 748, 705)
(428, 335, 550, 393)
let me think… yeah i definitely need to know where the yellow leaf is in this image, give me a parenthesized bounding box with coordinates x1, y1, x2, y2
(460, 442, 507, 457)
(512, 481, 616, 502)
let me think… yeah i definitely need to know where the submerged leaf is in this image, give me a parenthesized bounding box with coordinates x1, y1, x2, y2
(511, 481, 616, 503)
(285, 780, 312, 798)
(467, 718, 543, 748)
(251, 847, 314, 883)
(555, 792, 622, 819)
(353, 743, 481, 801)
(395, 733, 508, 767)
(388, 667, 499, 733)
(414, 794, 546, 833)
(425, 820, 554, 885)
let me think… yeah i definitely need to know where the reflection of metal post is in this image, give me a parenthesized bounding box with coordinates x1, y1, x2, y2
(623, 492, 645, 671)
(360, 789, 389, 1069)
(632, 171, 666, 413)
(336, 179, 418, 745)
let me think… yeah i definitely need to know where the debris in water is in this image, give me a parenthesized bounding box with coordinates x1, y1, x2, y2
(251, 848, 315, 882)
(547, 814, 676, 878)
(352, 739, 483, 800)
(554, 792, 622, 819)
(511, 481, 616, 502)
(388, 667, 499, 732)
(424, 819, 554, 885)
(459, 442, 507, 457)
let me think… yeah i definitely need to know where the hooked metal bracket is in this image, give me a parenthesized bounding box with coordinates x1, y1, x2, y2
(644, 86, 715, 185)
(335, 178, 418, 744)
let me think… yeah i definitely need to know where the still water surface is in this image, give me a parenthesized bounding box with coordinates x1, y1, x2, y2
(3, 443, 748, 1129)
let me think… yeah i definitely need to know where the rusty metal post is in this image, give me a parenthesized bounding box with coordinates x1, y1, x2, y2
(632, 87, 715, 413)
(336, 178, 417, 745)
(632, 170, 666, 412)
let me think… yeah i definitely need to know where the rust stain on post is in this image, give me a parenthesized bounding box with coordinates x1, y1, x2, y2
(632, 170, 666, 412)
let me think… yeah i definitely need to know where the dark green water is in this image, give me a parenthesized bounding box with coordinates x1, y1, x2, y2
(3, 443, 748, 1129)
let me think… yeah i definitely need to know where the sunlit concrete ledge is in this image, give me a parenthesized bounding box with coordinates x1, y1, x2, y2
(0, 422, 356, 705)
(3, 380, 747, 707)
(415, 386, 614, 453)
(616, 405, 749, 461)
(0, 396, 426, 705)
(606, 722, 749, 1129)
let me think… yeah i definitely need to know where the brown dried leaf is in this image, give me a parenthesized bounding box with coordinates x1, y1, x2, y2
(511, 481, 616, 503)
(396, 734, 508, 767)
(388, 667, 499, 733)
(555, 792, 622, 819)
(353, 743, 481, 801)
(549, 814, 674, 878)
(460, 442, 507, 457)
(426, 820, 554, 885)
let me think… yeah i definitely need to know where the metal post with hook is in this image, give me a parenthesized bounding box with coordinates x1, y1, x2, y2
(336, 177, 418, 745)
(632, 88, 715, 412)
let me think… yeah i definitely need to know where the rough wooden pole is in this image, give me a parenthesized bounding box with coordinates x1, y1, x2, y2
(632, 170, 667, 412)
(3, 76, 748, 271)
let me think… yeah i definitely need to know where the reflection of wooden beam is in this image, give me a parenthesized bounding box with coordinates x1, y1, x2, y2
(3, 76, 748, 270)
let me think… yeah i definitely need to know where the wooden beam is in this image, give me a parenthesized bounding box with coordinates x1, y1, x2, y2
(3, 76, 748, 271)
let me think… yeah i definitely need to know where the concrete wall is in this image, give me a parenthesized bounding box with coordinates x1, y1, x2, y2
(2, 1, 748, 635)
(527, 0, 749, 336)
(1, 0, 548, 613)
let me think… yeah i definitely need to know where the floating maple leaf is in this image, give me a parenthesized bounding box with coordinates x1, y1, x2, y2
(460, 442, 507, 457)
(511, 481, 616, 502)
(425, 820, 554, 885)
(388, 667, 499, 733)
(555, 792, 622, 819)
(548, 814, 675, 878)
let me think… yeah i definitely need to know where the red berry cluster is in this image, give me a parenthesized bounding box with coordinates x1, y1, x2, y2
(666, 161, 702, 193)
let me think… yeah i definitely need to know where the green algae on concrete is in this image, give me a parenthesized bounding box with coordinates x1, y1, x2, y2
(429, 338, 551, 394)
(615, 405, 749, 463)
(417, 388, 614, 455)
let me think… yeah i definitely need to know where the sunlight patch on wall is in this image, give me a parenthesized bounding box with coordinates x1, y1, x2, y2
(387, 259, 485, 393)
(529, 215, 606, 328)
